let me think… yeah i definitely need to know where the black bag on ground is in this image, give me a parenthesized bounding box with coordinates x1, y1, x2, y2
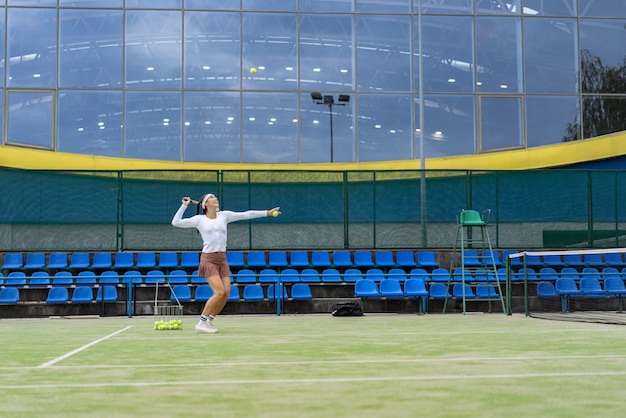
(331, 301, 363, 317)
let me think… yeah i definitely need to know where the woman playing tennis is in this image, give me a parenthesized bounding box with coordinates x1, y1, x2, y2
(171, 193, 280, 333)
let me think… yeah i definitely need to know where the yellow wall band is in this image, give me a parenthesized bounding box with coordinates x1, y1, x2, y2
(2, 131, 625, 171)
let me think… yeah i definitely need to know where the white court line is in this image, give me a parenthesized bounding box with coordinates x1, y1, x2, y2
(11, 353, 626, 371)
(36, 326, 133, 369)
(3, 370, 626, 390)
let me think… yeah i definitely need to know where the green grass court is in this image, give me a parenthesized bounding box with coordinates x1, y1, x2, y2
(1, 313, 626, 418)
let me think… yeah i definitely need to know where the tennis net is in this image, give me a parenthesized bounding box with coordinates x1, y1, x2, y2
(506, 248, 626, 325)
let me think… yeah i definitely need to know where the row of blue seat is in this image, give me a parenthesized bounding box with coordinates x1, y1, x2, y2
(0, 282, 314, 306)
(11, 265, 624, 287)
(514, 266, 626, 281)
(356, 279, 500, 301)
(0, 285, 117, 305)
(0, 250, 441, 272)
(0, 252, 201, 271)
(537, 277, 626, 299)
(502, 251, 626, 267)
(0, 267, 497, 286)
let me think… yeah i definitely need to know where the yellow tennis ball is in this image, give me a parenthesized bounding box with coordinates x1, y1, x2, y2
(250, 68, 257, 74)
(272, 210, 279, 217)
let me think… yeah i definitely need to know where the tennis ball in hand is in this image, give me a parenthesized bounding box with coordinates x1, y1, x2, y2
(250, 68, 257, 74)
(272, 210, 279, 217)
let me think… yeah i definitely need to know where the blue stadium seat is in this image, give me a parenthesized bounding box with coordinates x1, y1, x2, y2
(581, 267, 601, 280)
(365, 268, 385, 282)
(453, 283, 476, 299)
(563, 253, 584, 267)
(525, 255, 543, 267)
(604, 277, 626, 298)
(299, 268, 320, 283)
(226, 251, 245, 268)
(46, 287, 69, 304)
(6, 272, 27, 286)
(235, 269, 257, 284)
(354, 279, 380, 299)
(29, 271, 51, 286)
(122, 270, 143, 284)
(47, 253, 68, 270)
(1, 253, 23, 270)
(501, 250, 522, 267)
(379, 279, 405, 299)
(476, 283, 499, 299)
(289, 251, 310, 268)
(195, 285, 214, 302)
(396, 251, 416, 268)
(0, 287, 20, 304)
(321, 268, 342, 283)
(99, 271, 120, 284)
(180, 251, 200, 269)
(353, 251, 374, 268)
(167, 269, 189, 284)
(388, 268, 408, 282)
(462, 250, 482, 267)
(311, 251, 331, 268)
(583, 253, 604, 267)
(247, 251, 267, 268)
(536, 281, 557, 298)
(602, 267, 621, 280)
(76, 271, 97, 284)
(539, 267, 559, 281)
(113, 252, 134, 270)
(542, 254, 564, 267)
(52, 271, 74, 285)
(409, 268, 429, 281)
(243, 285, 264, 301)
(374, 251, 396, 268)
(428, 283, 451, 300)
(268, 251, 288, 268)
(91, 253, 113, 270)
(145, 270, 165, 284)
(170, 285, 191, 302)
(291, 283, 313, 300)
(555, 277, 581, 296)
(452, 267, 473, 283)
(343, 268, 363, 283)
(332, 250, 353, 268)
(604, 252, 626, 267)
(580, 277, 605, 297)
(279, 268, 300, 283)
(417, 251, 438, 268)
(96, 286, 118, 303)
(481, 250, 503, 267)
(157, 252, 179, 270)
(404, 278, 428, 299)
(560, 267, 580, 280)
(429, 268, 450, 282)
(259, 269, 279, 283)
(23, 253, 45, 270)
(404, 277, 428, 313)
(190, 270, 205, 284)
(69, 252, 91, 270)
(71, 286, 94, 303)
(267, 283, 288, 300)
(515, 267, 538, 281)
(136, 252, 157, 269)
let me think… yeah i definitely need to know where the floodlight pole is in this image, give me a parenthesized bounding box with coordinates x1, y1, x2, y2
(312, 93, 349, 163)
(328, 102, 334, 162)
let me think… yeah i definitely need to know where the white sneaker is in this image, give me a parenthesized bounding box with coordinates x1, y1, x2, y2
(195, 321, 219, 334)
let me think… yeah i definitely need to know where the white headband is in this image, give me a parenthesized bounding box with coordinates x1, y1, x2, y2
(201, 194, 214, 210)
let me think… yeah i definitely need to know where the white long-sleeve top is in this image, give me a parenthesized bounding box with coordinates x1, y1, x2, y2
(171, 204, 268, 253)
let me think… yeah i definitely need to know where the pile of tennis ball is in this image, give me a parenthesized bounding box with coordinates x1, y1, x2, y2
(154, 319, 183, 330)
